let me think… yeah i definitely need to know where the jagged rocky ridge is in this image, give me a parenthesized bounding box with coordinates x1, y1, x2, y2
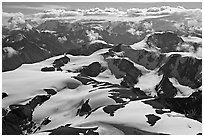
(2, 20, 201, 72)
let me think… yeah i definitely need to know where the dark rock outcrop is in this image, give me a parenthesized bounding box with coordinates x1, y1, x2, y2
(2, 95, 50, 135)
(143, 91, 202, 122)
(80, 62, 103, 77)
(108, 88, 149, 103)
(165, 92, 202, 122)
(41, 67, 55, 72)
(2, 92, 8, 99)
(103, 104, 126, 116)
(43, 124, 99, 135)
(76, 99, 92, 116)
(73, 75, 120, 90)
(53, 56, 70, 68)
(41, 56, 70, 72)
(44, 88, 57, 95)
(159, 54, 202, 89)
(146, 31, 184, 52)
(155, 75, 178, 98)
(145, 114, 161, 126)
(110, 58, 142, 87)
(112, 43, 122, 52)
(112, 45, 167, 70)
(2, 29, 65, 72)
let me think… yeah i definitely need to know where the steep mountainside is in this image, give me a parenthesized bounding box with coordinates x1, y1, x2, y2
(2, 37, 202, 134)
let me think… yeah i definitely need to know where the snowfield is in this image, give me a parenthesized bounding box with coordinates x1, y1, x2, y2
(2, 44, 202, 135)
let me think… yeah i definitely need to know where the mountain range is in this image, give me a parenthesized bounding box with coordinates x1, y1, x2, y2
(2, 6, 202, 135)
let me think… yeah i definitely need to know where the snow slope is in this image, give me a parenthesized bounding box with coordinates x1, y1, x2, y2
(2, 42, 202, 135)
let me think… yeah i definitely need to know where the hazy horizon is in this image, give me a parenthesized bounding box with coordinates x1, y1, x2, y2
(3, 2, 202, 15)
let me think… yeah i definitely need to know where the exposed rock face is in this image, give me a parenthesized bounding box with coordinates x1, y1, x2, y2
(2, 92, 8, 99)
(44, 124, 99, 135)
(146, 31, 184, 52)
(41, 56, 70, 72)
(112, 44, 122, 52)
(118, 59, 142, 87)
(165, 92, 202, 122)
(106, 38, 201, 97)
(109, 42, 201, 90)
(145, 114, 161, 126)
(44, 88, 57, 95)
(189, 91, 202, 100)
(155, 75, 178, 98)
(114, 45, 166, 70)
(159, 54, 202, 89)
(103, 104, 126, 116)
(2, 29, 65, 72)
(108, 88, 149, 103)
(41, 67, 55, 72)
(76, 99, 92, 116)
(108, 58, 142, 87)
(143, 91, 202, 122)
(53, 56, 70, 68)
(2, 95, 50, 135)
(80, 62, 103, 77)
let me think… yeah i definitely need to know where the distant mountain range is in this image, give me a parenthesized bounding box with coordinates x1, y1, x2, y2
(2, 13, 202, 72)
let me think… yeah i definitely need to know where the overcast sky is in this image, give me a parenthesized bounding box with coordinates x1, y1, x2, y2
(3, 2, 202, 15)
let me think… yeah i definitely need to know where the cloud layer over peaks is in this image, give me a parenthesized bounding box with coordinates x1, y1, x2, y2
(2, 6, 202, 27)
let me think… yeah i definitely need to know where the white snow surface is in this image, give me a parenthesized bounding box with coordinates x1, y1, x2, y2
(2, 48, 201, 135)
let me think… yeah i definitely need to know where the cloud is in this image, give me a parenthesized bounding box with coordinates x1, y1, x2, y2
(31, 8, 124, 20)
(126, 6, 174, 16)
(2, 6, 202, 31)
(3, 47, 19, 58)
(126, 6, 201, 17)
(2, 12, 24, 18)
(195, 47, 202, 58)
(147, 7, 161, 12)
(104, 8, 120, 13)
(126, 8, 144, 17)
(78, 8, 125, 16)
(29, 6, 202, 20)
(2, 12, 25, 28)
(32, 9, 82, 20)
(86, 30, 102, 41)
(83, 8, 114, 16)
